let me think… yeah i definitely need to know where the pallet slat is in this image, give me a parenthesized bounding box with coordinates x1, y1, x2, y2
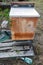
(0, 50, 34, 58)
(0, 41, 32, 47)
(0, 46, 30, 51)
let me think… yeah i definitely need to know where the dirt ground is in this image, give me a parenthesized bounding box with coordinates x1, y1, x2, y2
(0, 0, 43, 65)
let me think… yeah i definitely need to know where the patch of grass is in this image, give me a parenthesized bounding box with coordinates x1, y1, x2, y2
(0, 8, 10, 21)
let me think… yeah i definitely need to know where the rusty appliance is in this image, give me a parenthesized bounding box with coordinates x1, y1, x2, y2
(9, 2, 40, 40)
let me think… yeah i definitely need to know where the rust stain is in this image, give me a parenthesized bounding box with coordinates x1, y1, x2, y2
(10, 17, 38, 40)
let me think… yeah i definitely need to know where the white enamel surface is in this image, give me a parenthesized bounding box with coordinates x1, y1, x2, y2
(9, 7, 40, 17)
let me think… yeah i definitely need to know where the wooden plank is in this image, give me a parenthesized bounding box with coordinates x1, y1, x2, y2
(0, 2, 10, 6)
(0, 46, 26, 51)
(0, 46, 30, 51)
(0, 42, 15, 47)
(0, 41, 32, 47)
(11, 1, 35, 8)
(11, 1, 35, 5)
(0, 50, 34, 58)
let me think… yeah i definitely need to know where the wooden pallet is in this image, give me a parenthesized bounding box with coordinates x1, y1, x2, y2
(0, 41, 34, 58)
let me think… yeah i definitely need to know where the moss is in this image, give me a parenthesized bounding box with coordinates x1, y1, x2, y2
(16, 50, 20, 53)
